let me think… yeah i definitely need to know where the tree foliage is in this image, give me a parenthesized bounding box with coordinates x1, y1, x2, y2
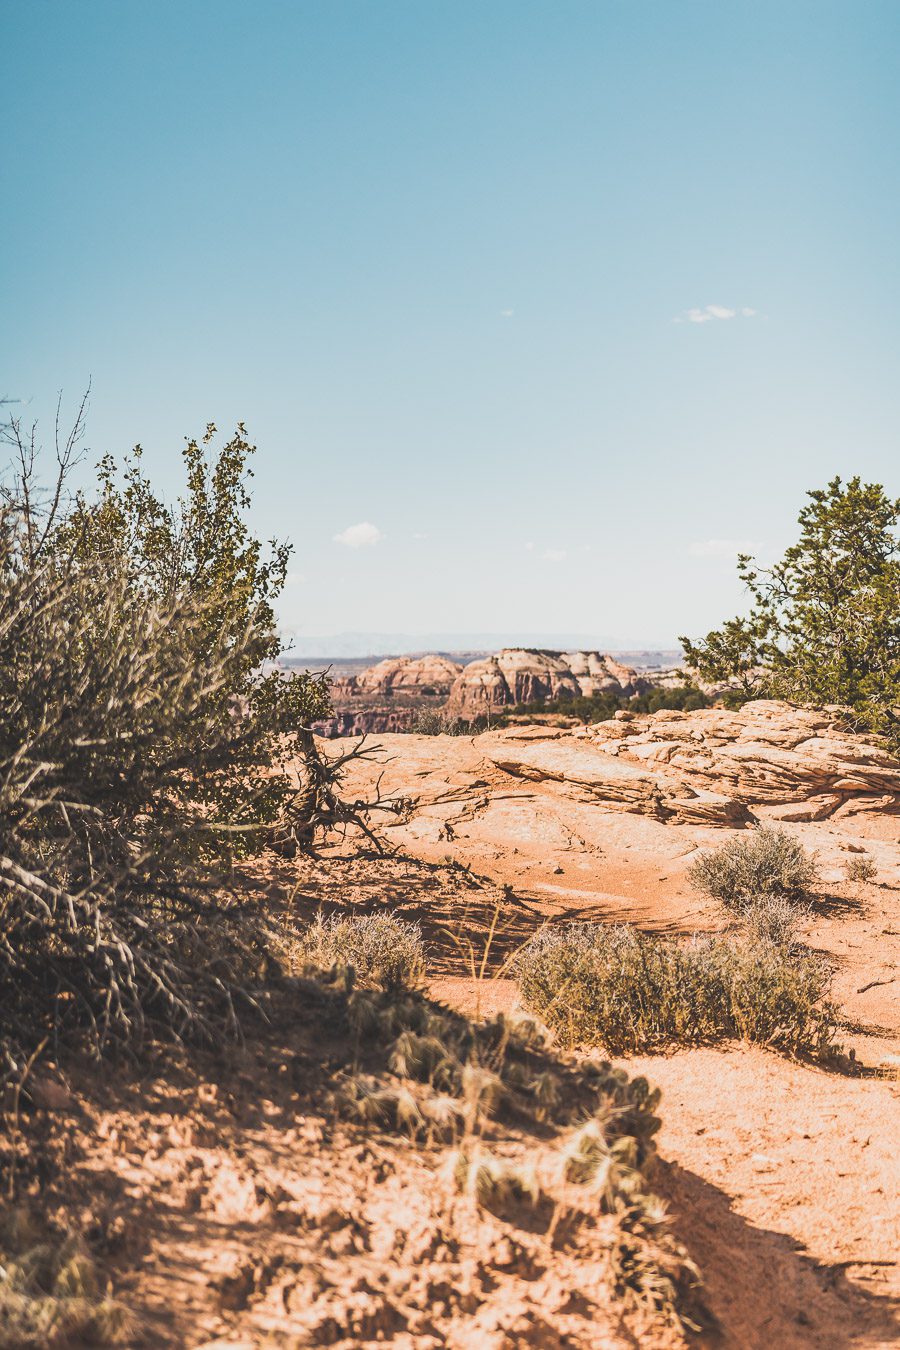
(681, 476, 900, 742)
(0, 403, 333, 1068)
(58, 422, 332, 849)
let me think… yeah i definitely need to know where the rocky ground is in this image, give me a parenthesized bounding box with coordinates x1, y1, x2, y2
(12, 700, 900, 1348)
(313, 700, 900, 1345)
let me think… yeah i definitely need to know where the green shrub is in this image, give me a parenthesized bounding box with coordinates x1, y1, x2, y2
(0, 407, 332, 1068)
(688, 827, 819, 912)
(292, 914, 426, 991)
(57, 422, 332, 847)
(515, 922, 837, 1058)
(511, 684, 710, 724)
(681, 476, 900, 749)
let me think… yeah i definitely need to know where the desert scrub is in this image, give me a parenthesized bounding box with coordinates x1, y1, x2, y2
(845, 854, 877, 884)
(688, 827, 819, 912)
(739, 893, 806, 945)
(0, 1213, 130, 1348)
(291, 913, 426, 991)
(319, 971, 695, 1331)
(515, 922, 837, 1058)
(0, 409, 335, 1071)
(411, 709, 474, 736)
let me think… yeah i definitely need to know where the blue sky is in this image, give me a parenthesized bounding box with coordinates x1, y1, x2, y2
(4, 1, 899, 648)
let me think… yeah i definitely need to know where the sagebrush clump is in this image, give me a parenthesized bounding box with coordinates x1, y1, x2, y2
(845, 854, 878, 884)
(290, 913, 426, 991)
(688, 827, 819, 913)
(515, 922, 837, 1058)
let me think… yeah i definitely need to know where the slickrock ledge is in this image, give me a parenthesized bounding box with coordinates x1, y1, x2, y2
(326, 699, 900, 900)
(479, 700, 900, 824)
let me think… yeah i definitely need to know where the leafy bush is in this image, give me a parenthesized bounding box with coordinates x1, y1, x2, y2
(515, 922, 837, 1058)
(57, 422, 332, 847)
(291, 914, 426, 991)
(0, 407, 333, 1069)
(688, 827, 819, 912)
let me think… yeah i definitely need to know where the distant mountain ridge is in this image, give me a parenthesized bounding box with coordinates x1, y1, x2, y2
(281, 630, 682, 663)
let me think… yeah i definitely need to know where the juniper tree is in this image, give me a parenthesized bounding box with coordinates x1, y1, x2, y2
(681, 476, 900, 745)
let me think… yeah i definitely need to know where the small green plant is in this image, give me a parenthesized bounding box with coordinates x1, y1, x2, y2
(688, 827, 819, 912)
(845, 854, 877, 884)
(292, 913, 426, 991)
(515, 922, 837, 1058)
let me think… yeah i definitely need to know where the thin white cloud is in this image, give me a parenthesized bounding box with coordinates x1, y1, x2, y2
(674, 304, 756, 325)
(541, 548, 568, 563)
(333, 521, 384, 548)
(500, 308, 515, 318)
(285, 571, 307, 585)
(689, 538, 760, 559)
(411, 531, 428, 540)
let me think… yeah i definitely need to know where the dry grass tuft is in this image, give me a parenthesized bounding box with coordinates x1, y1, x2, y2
(845, 853, 878, 884)
(0, 1213, 131, 1348)
(288, 913, 426, 991)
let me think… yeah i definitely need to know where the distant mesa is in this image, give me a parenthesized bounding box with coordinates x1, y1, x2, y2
(310, 647, 678, 737)
(355, 654, 462, 695)
(445, 649, 649, 715)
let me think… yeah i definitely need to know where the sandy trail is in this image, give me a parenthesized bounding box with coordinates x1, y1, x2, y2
(303, 721, 900, 1346)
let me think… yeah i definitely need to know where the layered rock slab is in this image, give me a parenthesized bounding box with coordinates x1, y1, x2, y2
(325, 700, 900, 904)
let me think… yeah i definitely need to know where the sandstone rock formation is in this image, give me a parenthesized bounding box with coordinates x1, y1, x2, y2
(446, 648, 647, 714)
(479, 699, 900, 826)
(326, 699, 900, 917)
(313, 654, 463, 737)
(315, 707, 420, 737)
(355, 653, 461, 695)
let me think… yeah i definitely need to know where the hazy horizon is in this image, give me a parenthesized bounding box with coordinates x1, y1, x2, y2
(279, 631, 684, 661)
